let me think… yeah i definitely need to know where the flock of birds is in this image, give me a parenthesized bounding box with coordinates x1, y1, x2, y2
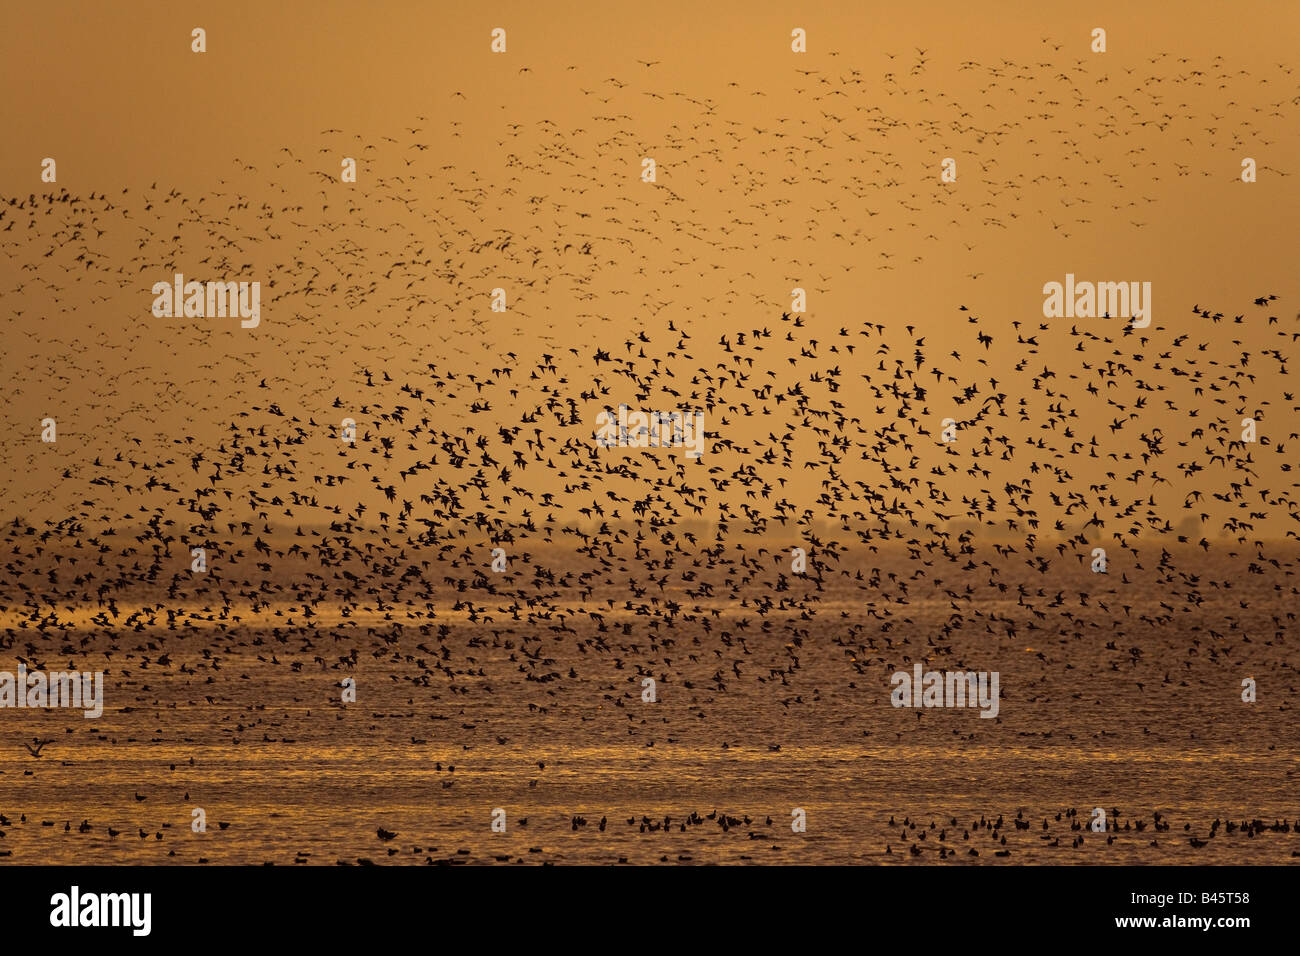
(0, 41, 1297, 863)
(3, 806, 1296, 865)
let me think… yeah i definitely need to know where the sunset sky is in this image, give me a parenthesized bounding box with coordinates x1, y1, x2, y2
(2, 1, 1297, 536)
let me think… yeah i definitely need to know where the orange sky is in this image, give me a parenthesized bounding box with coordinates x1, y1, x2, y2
(2, 1, 1297, 539)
